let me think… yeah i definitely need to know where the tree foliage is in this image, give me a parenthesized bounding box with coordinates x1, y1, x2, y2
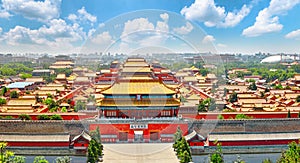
(33, 156, 49, 163)
(198, 98, 216, 112)
(50, 114, 63, 120)
(90, 126, 102, 144)
(18, 114, 31, 120)
(210, 143, 224, 163)
(0, 98, 6, 105)
(173, 128, 192, 163)
(13, 156, 26, 163)
(55, 156, 71, 163)
(0, 142, 14, 163)
(37, 114, 50, 120)
(229, 92, 238, 103)
(235, 114, 253, 119)
(87, 139, 103, 163)
(296, 95, 300, 103)
(248, 82, 257, 91)
(74, 100, 86, 112)
(10, 91, 19, 99)
(277, 141, 300, 163)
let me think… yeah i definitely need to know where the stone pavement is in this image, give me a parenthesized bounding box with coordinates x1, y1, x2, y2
(102, 143, 179, 163)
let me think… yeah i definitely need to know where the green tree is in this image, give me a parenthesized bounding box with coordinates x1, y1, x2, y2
(173, 126, 183, 142)
(43, 97, 58, 112)
(229, 92, 238, 103)
(13, 156, 26, 163)
(235, 114, 252, 119)
(218, 114, 224, 120)
(0, 98, 6, 105)
(50, 114, 63, 120)
(277, 141, 300, 163)
(0, 142, 14, 163)
(90, 126, 102, 144)
(10, 91, 19, 98)
(198, 102, 206, 112)
(37, 114, 50, 120)
(210, 143, 224, 163)
(18, 114, 31, 120)
(296, 95, 300, 103)
(20, 73, 32, 79)
(287, 110, 291, 118)
(87, 139, 102, 163)
(33, 156, 49, 163)
(74, 100, 86, 112)
(180, 150, 192, 163)
(0, 87, 8, 96)
(248, 82, 257, 90)
(61, 107, 67, 113)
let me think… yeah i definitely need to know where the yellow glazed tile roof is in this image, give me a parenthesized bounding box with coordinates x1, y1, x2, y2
(101, 81, 176, 94)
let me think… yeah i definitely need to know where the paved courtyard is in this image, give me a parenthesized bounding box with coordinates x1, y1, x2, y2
(102, 143, 179, 163)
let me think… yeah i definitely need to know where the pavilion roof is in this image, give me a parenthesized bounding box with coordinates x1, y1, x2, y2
(99, 99, 180, 107)
(101, 80, 176, 94)
(122, 67, 152, 73)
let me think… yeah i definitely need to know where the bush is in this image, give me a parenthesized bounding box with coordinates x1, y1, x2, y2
(37, 114, 50, 120)
(0, 98, 7, 105)
(18, 114, 31, 120)
(50, 114, 63, 120)
(235, 114, 252, 119)
(217, 114, 224, 120)
(10, 91, 19, 98)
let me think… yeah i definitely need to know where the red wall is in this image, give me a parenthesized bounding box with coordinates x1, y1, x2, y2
(90, 122, 188, 142)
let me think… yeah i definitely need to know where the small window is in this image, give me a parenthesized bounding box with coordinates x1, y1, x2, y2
(136, 95, 141, 100)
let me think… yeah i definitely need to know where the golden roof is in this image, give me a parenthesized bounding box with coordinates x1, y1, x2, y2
(7, 99, 36, 106)
(122, 67, 152, 73)
(101, 80, 176, 94)
(123, 62, 149, 67)
(99, 99, 180, 107)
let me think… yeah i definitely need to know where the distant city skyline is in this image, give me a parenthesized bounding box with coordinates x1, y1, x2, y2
(0, 0, 300, 55)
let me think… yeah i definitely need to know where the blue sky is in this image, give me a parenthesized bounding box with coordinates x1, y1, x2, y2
(0, 0, 300, 55)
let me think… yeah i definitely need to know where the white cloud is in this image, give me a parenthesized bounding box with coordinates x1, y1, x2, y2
(1, 18, 85, 52)
(68, 7, 97, 25)
(118, 17, 171, 53)
(217, 43, 227, 48)
(202, 35, 215, 44)
(91, 31, 113, 45)
(181, 0, 251, 28)
(121, 18, 155, 38)
(2, 0, 61, 22)
(99, 23, 105, 28)
(0, 9, 11, 18)
(78, 7, 97, 23)
(173, 22, 193, 35)
(0, 27, 2, 33)
(285, 29, 300, 40)
(160, 13, 169, 22)
(67, 14, 77, 22)
(243, 0, 300, 37)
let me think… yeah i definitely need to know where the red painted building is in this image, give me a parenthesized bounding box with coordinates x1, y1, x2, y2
(90, 122, 188, 143)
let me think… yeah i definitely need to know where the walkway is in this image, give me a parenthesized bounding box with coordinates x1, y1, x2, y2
(102, 143, 179, 163)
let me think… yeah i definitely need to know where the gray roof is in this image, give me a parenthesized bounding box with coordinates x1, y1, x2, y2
(0, 133, 70, 142)
(7, 82, 34, 89)
(209, 132, 300, 141)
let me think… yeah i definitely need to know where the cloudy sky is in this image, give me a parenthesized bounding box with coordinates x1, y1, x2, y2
(0, 0, 300, 54)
